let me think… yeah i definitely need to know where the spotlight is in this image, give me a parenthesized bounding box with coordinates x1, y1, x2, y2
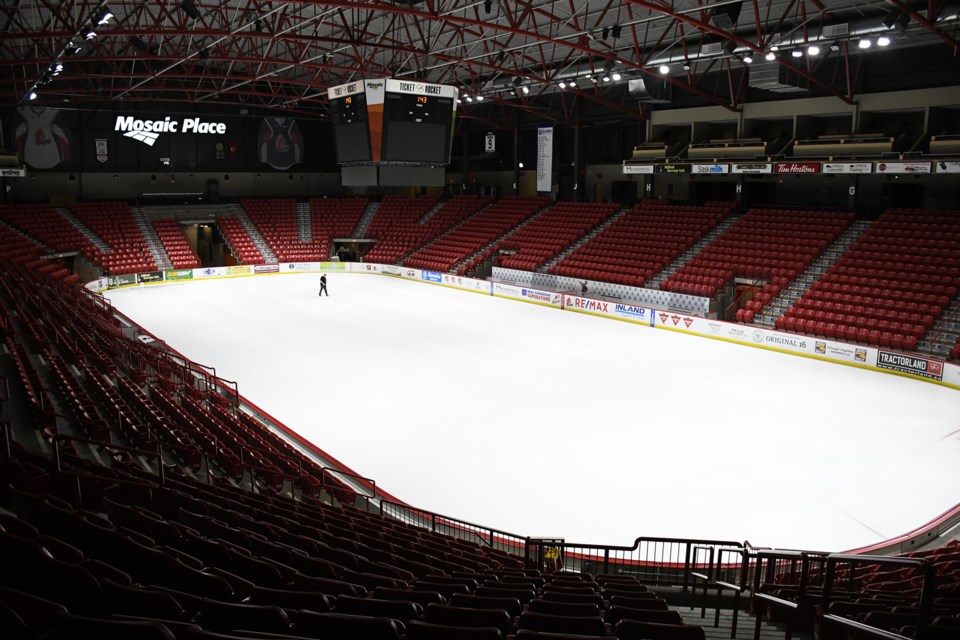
(765, 51, 776, 61)
(198, 47, 210, 60)
(54, 62, 64, 73)
(95, 7, 114, 25)
(611, 24, 621, 39)
(791, 49, 803, 58)
(659, 64, 670, 74)
(807, 45, 820, 56)
(602, 75, 610, 82)
(65, 41, 82, 56)
(81, 27, 96, 40)
(858, 37, 872, 49)
(181, 0, 202, 20)
(682, 60, 691, 71)
(611, 72, 621, 81)
(28, 90, 37, 100)
(521, 86, 529, 94)
(476, 95, 484, 101)
(484, 0, 492, 14)
(602, 27, 610, 40)
(742, 54, 753, 64)
(558, 81, 566, 89)
(513, 76, 522, 86)
(466, 96, 473, 102)
(770, 44, 780, 52)
(829, 42, 841, 52)
(882, 8, 909, 30)
(877, 35, 891, 47)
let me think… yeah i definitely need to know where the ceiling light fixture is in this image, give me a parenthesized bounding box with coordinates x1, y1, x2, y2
(28, 90, 37, 100)
(81, 27, 96, 40)
(659, 64, 670, 74)
(807, 45, 820, 56)
(765, 51, 776, 61)
(611, 72, 621, 81)
(877, 35, 891, 47)
(521, 86, 529, 94)
(95, 6, 114, 25)
(858, 37, 872, 49)
(681, 60, 691, 71)
(830, 42, 841, 52)
(791, 49, 803, 58)
(742, 54, 753, 64)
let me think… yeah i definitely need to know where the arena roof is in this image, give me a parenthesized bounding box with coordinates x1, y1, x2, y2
(3, 1, 959, 124)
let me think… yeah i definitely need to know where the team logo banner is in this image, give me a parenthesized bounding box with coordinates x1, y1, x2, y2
(95, 138, 109, 163)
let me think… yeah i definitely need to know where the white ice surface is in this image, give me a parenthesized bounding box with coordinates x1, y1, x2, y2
(105, 274, 960, 552)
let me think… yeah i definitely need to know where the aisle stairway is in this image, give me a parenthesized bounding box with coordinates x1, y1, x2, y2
(296, 201, 312, 242)
(755, 220, 872, 327)
(539, 205, 631, 273)
(130, 206, 172, 270)
(227, 204, 278, 263)
(57, 207, 110, 253)
(647, 214, 741, 290)
(352, 200, 380, 238)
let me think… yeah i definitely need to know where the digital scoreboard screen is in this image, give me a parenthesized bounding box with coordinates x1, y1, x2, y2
(381, 92, 454, 164)
(327, 79, 456, 167)
(330, 92, 372, 163)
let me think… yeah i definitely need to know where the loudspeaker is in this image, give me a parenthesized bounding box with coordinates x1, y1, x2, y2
(711, 2, 743, 29)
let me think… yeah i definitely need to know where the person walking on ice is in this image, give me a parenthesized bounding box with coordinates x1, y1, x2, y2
(318, 274, 329, 296)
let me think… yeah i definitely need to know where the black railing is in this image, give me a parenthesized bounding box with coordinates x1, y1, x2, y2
(820, 554, 935, 640)
(380, 500, 527, 554)
(751, 549, 830, 640)
(551, 536, 744, 588)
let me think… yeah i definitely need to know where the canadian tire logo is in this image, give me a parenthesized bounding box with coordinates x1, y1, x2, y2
(683, 317, 693, 328)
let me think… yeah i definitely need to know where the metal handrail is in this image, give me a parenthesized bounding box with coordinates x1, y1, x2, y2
(821, 554, 935, 640)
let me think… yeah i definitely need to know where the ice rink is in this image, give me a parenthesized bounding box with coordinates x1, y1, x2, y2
(105, 273, 960, 552)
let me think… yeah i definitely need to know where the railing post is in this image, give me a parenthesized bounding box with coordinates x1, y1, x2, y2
(431, 512, 436, 533)
(603, 549, 609, 576)
(683, 544, 692, 592)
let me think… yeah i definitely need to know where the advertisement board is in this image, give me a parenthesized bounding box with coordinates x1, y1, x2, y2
(731, 163, 772, 174)
(137, 271, 164, 283)
(382, 265, 402, 276)
(226, 265, 253, 276)
(165, 269, 194, 281)
(494, 283, 561, 307)
(563, 294, 654, 326)
(320, 262, 347, 272)
(86, 277, 109, 292)
(254, 264, 280, 274)
(822, 162, 872, 174)
(194, 266, 226, 279)
(421, 270, 443, 283)
(441, 274, 492, 294)
(401, 268, 422, 281)
(875, 162, 931, 174)
(692, 164, 729, 174)
(351, 263, 382, 274)
(282, 262, 316, 273)
(622, 164, 655, 175)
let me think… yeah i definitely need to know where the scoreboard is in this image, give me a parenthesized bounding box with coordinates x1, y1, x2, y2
(327, 78, 457, 166)
(328, 87, 371, 163)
